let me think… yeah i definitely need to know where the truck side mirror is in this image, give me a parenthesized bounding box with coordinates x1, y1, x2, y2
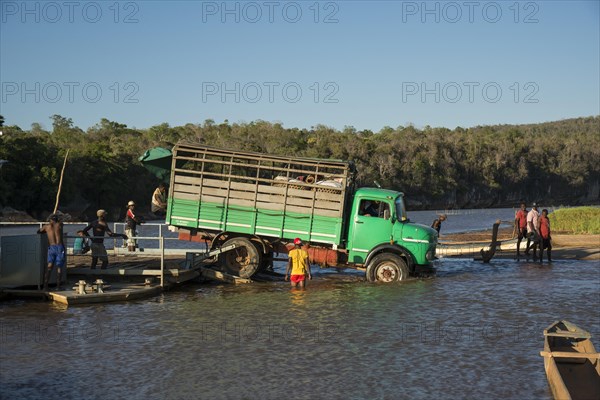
(383, 209, 390, 220)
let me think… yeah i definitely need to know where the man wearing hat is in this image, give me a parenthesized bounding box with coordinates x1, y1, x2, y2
(525, 202, 541, 260)
(36, 214, 65, 291)
(83, 209, 117, 269)
(125, 201, 143, 252)
(285, 238, 312, 288)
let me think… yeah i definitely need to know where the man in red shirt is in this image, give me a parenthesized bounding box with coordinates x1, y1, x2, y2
(539, 209, 552, 262)
(125, 200, 143, 252)
(514, 202, 529, 258)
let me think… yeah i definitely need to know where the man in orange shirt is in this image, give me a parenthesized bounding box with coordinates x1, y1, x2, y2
(539, 209, 552, 262)
(285, 238, 312, 288)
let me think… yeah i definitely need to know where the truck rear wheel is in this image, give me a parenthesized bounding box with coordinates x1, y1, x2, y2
(219, 237, 262, 278)
(366, 253, 409, 283)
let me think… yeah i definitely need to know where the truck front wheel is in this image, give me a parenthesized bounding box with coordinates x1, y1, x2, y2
(219, 237, 262, 278)
(366, 253, 409, 283)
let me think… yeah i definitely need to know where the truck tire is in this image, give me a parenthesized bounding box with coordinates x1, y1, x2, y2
(366, 253, 409, 283)
(219, 237, 262, 278)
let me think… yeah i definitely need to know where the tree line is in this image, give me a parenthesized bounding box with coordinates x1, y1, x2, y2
(0, 115, 598, 220)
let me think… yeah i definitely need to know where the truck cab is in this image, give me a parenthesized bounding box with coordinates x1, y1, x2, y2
(347, 188, 437, 282)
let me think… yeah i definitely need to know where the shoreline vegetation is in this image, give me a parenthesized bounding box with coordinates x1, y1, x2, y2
(0, 115, 598, 219)
(549, 206, 600, 234)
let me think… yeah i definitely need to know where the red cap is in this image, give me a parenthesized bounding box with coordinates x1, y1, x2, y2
(293, 238, 302, 245)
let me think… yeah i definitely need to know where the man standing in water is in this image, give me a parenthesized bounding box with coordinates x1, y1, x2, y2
(514, 202, 530, 258)
(285, 238, 312, 289)
(525, 202, 541, 260)
(83, 209, 117, 269)
(37, 214, 65, 291)
(539, 209, 552, 263)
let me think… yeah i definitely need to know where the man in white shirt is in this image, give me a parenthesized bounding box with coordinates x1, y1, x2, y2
(525, 202, 541, 260)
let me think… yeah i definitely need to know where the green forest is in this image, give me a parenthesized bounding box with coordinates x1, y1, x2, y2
(0, 115, 598, 221)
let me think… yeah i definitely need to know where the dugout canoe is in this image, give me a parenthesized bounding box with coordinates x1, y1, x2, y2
(540, 320, 600, 400)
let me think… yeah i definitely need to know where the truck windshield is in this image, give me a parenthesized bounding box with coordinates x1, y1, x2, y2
(395, 196, 407, 221)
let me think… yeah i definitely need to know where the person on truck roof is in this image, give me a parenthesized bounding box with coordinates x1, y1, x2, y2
(285, 238, 312, 289)
(151, 183, 167, 217)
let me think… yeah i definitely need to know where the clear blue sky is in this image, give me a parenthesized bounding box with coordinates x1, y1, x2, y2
(1, 0, 599, 131)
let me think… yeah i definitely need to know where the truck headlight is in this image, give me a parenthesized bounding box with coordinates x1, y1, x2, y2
(426, 248, 436, 261)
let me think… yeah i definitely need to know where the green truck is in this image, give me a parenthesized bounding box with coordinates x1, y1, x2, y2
(163, 142, 437, 282)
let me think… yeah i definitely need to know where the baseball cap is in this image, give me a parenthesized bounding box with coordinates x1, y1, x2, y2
(293, 238, 302, 245)
(128, 201, 135, 206)
(532, 202, 538, 207)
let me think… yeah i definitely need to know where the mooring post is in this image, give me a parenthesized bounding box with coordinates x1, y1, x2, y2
(480, 219, 501, 263)
(160, 236, 164, 287)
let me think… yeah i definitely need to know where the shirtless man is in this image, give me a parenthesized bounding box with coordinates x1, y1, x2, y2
(37, 214, 65, 291)
(431, 214, 447, 235)
(514, 202, 529, 258)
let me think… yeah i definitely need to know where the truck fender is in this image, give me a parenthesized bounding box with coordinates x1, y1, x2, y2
(210, 232, 271, 255)
(210, 231, 230, 250)
(365, 244, 415, 271)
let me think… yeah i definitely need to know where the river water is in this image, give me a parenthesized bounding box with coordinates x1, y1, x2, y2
(1, 209, 599, 399)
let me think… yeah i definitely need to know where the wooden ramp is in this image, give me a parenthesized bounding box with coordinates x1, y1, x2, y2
(49, 283, 162, 305)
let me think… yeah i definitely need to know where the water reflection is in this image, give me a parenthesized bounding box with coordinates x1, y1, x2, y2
(1, 258, 599, 399)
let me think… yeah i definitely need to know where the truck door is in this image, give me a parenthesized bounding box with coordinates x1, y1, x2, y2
(348, 199, 393, 263)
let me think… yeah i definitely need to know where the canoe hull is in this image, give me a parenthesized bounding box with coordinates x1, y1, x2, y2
(541, 320, 600, 400)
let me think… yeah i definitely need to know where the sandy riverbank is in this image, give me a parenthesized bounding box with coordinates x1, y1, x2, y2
(440, 229, 600, 261)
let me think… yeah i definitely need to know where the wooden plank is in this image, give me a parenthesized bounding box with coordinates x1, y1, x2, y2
(255, 190, 343, 206)
(201, 186, 231, 198)
(256, 184, 286, 195)
(544, 331, 592, 339)
(226, 197, 255, 208)
(315, 190, 345, 201)
(173, 183, 201, 194)
(203, 178, 256, 192)
(174, 174, 203, 185)
(540, 351, 600, 359)
(254, 201, 284, 212)
(172, 192, 202, 202)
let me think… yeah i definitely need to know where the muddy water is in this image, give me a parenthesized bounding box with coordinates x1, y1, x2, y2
(1, 258, 599, 399)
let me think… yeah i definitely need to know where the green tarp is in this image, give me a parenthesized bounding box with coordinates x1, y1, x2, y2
(139, 147, 172, 181)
